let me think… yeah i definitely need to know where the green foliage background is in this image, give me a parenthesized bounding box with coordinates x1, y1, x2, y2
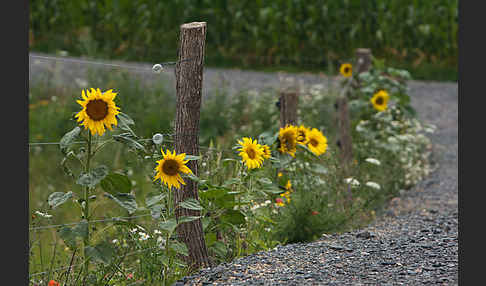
(29, 0, 457, 81)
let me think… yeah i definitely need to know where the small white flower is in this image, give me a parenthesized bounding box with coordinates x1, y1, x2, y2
(139, 232, 150, 240)
(154, 229, 162, 235)
(365, 181, 381, 190)
(344, 178, 360, 187)
(35, 211, 52, 218)
(112, 239, 119, 244)
(264, 200, 271, 205)
(365, 158, 381, 166)
(152, 133, 164, 145)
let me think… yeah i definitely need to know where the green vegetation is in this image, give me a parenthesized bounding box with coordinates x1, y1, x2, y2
(29, 0, 457, 81)
(29, 59, 436, 284)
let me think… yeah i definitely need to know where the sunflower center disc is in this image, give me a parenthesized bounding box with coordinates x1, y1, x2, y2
(375, 96, 384, 105)
(247, 148, 256, 159)
(310, 138, 319, 147)
(344, 67, 350, 74)
(86, 99, 109, 121)
(162, 159, 180, 176)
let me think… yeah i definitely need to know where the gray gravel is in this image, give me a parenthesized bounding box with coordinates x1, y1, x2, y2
(28, 53, 458, 285)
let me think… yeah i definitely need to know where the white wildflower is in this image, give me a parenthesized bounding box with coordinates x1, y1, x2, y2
(365, 158, 381, 166)
(344, 178, 360, 187)
(138, 232, 150, 241)
(34, 211, 52, 218)
(365, 181, 381, 190)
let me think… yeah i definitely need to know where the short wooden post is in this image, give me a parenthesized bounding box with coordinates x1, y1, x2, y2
(173, 21, 210, 269)
(336, 96, 353, 168)
(279, 91, 299, 127)
(355, 48, 372, 74)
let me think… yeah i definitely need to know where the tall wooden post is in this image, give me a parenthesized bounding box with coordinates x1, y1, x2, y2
(174, 21, 210, 269)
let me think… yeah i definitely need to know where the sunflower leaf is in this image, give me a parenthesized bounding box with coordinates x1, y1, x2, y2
(169, 241, 188, 256)
(177, 216, 201, 224)
(112, 134, 146, 152)
(84, 241, 115, 265)
(159, 218, 178, 234)
(178, 198, 203, 211)
(48, 191, 73, 209)
(76, 165, 109, 189)
(100, 173, 132, 194)
(103, 193, 138, 214)
(184, 155, 201, 161)
(145, 191, 166, 207)
(60, 127, 81, 155)
(116, 112, 136, 136)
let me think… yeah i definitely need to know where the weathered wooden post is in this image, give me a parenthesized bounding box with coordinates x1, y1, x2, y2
(355, 48, 373, 74)
(337, 48, 373, 169)
(278, 76, 299, 127)
(173, 21, 210, 269)
(279, 91, 299, 127)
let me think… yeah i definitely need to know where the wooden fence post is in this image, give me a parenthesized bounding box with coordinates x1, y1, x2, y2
(336, 48, 373, 170)
(173, 21, 210, 269)
(355, 48, 372, 74)
(279, 91, 299, 127)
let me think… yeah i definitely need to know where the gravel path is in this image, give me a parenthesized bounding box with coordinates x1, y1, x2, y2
(29, 53, 458, 285)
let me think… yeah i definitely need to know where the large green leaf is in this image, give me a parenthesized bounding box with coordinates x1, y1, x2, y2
(159, 218, 178, 235)
(48, 191, 73, 209)
(170, 241, 188, 256)
(178, 198, 203, 211)
(112, 133, 146, 152)
(220, 209, 246, 225)
(145, 191, 166, 207)
(116, 112, 136, 136)
(76, 165, 109, 189)
(59, 126, 81, 154)
(103, 193, 138, 214)
(258, 131, 279, 146)
(58, 220, 88, 249)
(85, 241, 115, 265)
(100, 173, 132, 194)
(177, 216, 201, 224)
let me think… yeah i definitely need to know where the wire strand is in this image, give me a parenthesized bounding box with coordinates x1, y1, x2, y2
(30, 54, 196, 74)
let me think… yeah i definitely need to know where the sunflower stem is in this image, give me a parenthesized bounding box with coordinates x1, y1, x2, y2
(83, 132, 92, 277)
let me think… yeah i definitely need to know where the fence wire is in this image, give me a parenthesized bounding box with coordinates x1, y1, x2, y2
(30, 54, 196, 75)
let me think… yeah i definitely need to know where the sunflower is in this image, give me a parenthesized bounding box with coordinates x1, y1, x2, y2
(237, 137, 265, 169)
(154, 149, 193, 190)
(306, 128, 328, 156)
(262, 144, 272, 159)
(285, 180, 292, 191)
(340, 63, 352, 77)
(278, 125, 298, 157)
(75, 88, 120, 136)
(370, 90, 389, 112)
(296, 125, 310, 145)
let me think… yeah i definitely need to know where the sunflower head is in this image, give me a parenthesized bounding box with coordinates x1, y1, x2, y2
(340, 63, 352, 77)
(370, 90, 390, 112)
(237, 137, 265, 169)
(285, 180, 292, 191)
(154, 149, 193, 190)
(296, 125, 310, 145)
(262, 144, 272, 159)
(306, 128, 328, 156)
(278, 125, 298, 157)
(75, 88, 120, 136)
